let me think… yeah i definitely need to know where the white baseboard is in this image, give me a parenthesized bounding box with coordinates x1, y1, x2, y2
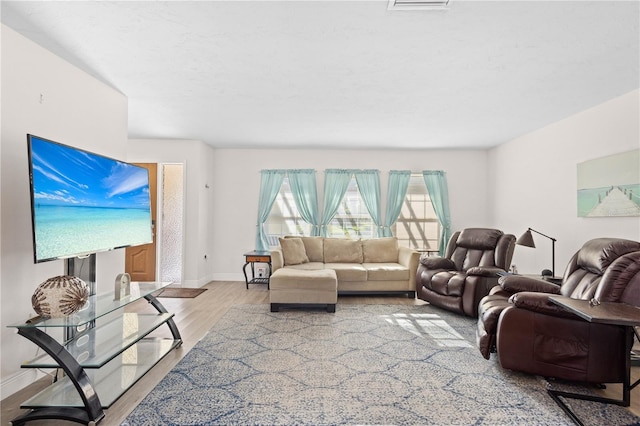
(182, 273, 217, 288)
(210, 273, 245, 282)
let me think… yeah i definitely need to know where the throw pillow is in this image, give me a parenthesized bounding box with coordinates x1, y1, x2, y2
(362, 237, 398, 263)
(285, 235, 324, 262)
(301, 237, 324, 262)
(279, 237, 309, 266)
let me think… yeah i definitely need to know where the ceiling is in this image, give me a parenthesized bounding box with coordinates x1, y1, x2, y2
(2, 1, 638, 150)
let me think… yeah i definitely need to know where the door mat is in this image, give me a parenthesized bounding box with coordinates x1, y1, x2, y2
(156, 288, 208, 298)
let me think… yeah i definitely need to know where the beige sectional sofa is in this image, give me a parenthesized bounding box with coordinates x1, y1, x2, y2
(270, 236, 419, 298)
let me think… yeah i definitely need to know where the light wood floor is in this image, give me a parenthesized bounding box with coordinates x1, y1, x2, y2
(2, 281, 639, 425)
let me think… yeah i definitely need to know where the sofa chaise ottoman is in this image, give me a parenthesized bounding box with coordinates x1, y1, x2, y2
(270, 268, 338, 313)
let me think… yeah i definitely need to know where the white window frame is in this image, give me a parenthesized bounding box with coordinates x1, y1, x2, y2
(265, 177, 312, 245)
(326, 177, 375, 239)
(393, 174, 440, 251)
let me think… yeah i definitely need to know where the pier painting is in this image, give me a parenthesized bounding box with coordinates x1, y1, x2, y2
(577, 149, 640, 217)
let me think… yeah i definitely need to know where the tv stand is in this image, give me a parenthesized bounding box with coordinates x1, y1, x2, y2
(7, 282, 182, 425)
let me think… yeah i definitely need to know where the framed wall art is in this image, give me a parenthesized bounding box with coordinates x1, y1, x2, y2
(577, 149, 640, 217)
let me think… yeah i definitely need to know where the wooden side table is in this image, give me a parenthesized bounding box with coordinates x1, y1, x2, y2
(548, 297, 640, 425)
(243, 251, 272, 289)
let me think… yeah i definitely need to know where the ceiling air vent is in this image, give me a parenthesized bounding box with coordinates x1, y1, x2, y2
(387, 0, 451, 10)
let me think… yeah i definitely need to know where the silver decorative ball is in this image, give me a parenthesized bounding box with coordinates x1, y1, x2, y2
(32, 275, 89, 318)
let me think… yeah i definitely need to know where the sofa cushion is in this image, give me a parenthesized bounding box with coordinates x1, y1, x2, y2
(362, 237, 398, 263)
(430, 271, 466, 296)
(324, 238, 363, 263)
(270, 268, 337, 291)
(420, 256, 456, 270)
(285, 235, 324, 262)
(324, 263, 367, 281)
(456, 228, 502, 250)
(301, 236, 324, 262)
(282, 262, 324, 271)
(363, 263, 409, 281)
(576, 238, 640, 275)
(279, 237, 309, 266)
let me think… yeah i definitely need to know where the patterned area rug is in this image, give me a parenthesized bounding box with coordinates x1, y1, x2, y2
(124, 304, 640, 425)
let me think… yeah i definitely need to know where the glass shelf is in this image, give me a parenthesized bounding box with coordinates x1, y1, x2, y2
(8, 281, 171, 328)
(23, 313, 175, 369)
(7, 281, 182, 424)
(20, 338, 180, 409)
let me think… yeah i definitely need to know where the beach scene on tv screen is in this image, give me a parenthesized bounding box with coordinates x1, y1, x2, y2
(30, 137, 153, 261)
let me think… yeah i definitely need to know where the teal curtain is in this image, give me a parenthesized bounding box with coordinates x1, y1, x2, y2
(320, 169, 353, 237)
(382, 170, 411, 237)
(354, 169, 382, 237)
(423, 170, 452, 256)
(287, 169, 320, 236)
(255, 169, 286, 251)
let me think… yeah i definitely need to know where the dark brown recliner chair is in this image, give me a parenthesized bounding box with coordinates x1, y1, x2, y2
(476, 237, 640, 384)
(416, 228, 516, 317)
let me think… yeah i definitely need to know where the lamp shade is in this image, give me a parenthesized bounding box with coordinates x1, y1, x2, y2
(517, 229, 536, 248)
(515, 227, 557, 277)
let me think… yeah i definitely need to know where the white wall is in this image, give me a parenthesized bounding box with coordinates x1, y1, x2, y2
(127, 139, 216, 287)
(0, 25, 128, 399)
(0, 23, 3, 407)
(488, 89, 640, 276)
(209, 149, 490, 280)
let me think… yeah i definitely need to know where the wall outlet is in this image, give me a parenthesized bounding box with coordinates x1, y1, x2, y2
(256, 267, 266, 278)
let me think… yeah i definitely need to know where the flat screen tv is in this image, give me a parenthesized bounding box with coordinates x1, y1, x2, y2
(27, 134, 153, 263)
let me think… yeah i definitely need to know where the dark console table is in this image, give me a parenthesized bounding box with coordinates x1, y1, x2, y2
(243, 251, 272, 289)
(7, 281, 182, 425)
(548, 296, 640, 426)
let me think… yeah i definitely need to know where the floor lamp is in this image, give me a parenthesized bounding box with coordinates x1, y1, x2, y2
(516, 228, 557, 277)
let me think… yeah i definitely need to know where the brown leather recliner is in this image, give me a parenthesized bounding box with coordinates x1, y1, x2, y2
(416, 228, 516, 317)
(476, 237, 640, 384)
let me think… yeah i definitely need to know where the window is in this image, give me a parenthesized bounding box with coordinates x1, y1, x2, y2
(393, 174, 440, 251)
(326, 177, 375, 239)
(265, 178, 312, 245)
(265, 172, 437, 248)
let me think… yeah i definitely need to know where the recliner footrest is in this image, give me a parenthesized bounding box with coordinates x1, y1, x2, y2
(476, 294, 512, 359)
